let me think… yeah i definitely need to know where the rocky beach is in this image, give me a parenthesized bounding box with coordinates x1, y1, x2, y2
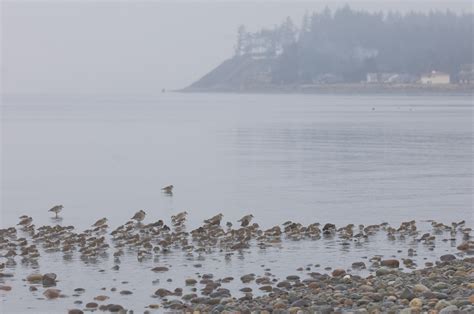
(3, 0, 474, 313)
(1, 212, 473, 313)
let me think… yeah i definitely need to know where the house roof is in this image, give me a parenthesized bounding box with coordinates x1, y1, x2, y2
(422, 70, 449, 77)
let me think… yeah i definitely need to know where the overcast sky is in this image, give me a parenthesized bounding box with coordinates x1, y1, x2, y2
(1, 1, 472, 96)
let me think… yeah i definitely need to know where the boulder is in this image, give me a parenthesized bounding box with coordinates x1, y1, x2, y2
(381, 259, 400, 268)
(43, 288, 61, 299)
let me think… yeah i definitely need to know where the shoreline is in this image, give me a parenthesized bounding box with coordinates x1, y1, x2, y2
(175, 258, 474, 313)
(1, 214, 473, 313)
(180, 83, 474, 95)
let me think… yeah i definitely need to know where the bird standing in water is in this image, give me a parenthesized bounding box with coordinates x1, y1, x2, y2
(18, 216, 33, 227)
(238, 214, 254, 227)
(49, 205, 63, 218)
(92, 217, 108, 227)
(131, 210, 146, 222)
(161, 185, 174, 195)
(204, 213, 224, 226)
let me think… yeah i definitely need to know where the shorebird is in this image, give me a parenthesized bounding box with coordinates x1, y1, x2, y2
(92, 218, 108, 227)
(17, 216, 33, 227)
(131, 210, 146, 222)
(161, 185, 174, 194)
(238, 214, 254, 227)
(48, 205, 63, 218)
(171, 211, 188, 226)
(204, 213, 223, 226)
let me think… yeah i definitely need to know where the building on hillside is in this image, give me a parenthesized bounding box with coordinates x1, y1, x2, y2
(366, 73, 417, 84)
(366, 73, 379, 83)
(420, 71, 450, 84)
(315, 73, 344, 84)
(247, 36, 276, 60)
(458, 64, 474, 84)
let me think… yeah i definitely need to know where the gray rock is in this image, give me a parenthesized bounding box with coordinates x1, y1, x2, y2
(439, 305, 460, 314)
(107, 304, 124, 312)
(212, 304, 225, 312)
(352, 262, 366, 269)
(291, 299, 310, 308)
(376, 267, 397, 276)
(42, 273, 57, 287)
(432, 282, 450, 290)
(440, 254, 456, 262)
(400, 288, 415, 301)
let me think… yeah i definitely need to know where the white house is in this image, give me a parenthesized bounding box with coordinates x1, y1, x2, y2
(420, 71, 450, 84)
(366, 73, 378, 83)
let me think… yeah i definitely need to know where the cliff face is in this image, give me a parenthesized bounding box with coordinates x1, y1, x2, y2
(184, 56, 274, 91)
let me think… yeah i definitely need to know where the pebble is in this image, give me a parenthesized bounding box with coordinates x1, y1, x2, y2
(42, 273, 57, 287)
(332, 269, 346, 277)
(240, 274, 255, 283)
(186, 278, 197, 285)
(376, 267, 397, 276)
(43, 288, 61, 299)
(147, 304, 160, 309)
(435, 300, 452, 310)
(400, 287, 415, 301)
(413, 284, 430, 293)
(0, 286, 12, 291)
(381, 259, 400, 268)
(155, 288, 173, 297)
(409, 297, 423, 308)
(94, 295, 109, 301)
(86, 302, 98, 308)
(352, 262, 366, 269)
(440, 254, 456, 262)
(151, 266, 169, 272)
(26, 273, 43, 283)
(439, 305, 459, 313)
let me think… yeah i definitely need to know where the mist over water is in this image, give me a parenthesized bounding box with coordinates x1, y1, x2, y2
(2, 93, 472, 229)
(2, 1, 472, 95)
(1, 92, 473, 313)
(2, 2, 474, 312)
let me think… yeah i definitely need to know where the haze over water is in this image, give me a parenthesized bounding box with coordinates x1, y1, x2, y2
(2, 93, 472, 229)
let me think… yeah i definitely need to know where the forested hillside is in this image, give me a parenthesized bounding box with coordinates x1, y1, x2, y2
(187, 6, 473, 89)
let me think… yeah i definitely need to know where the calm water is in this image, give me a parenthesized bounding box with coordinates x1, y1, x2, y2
(1, 92, 473, 313)
(2, 93, 473, 228)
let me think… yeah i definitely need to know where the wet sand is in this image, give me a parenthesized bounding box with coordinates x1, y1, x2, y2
(1, 212, 473, 313)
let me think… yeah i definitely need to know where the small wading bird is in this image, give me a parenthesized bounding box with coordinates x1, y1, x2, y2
(131, 210, 146, 222)
(171, 211, 188, 226)
(49, 205, 63, 218)
(92, 217, 108, 227)
(204, 213, 224, 226)
(17, 216, 33, 227)
(161, 185, 174, 194)
(238, 214, 254, 227)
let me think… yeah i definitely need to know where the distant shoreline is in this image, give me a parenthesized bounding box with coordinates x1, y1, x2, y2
(180, 83, 474, 95)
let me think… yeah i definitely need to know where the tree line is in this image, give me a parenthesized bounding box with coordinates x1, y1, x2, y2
(234, 6, 473, 84)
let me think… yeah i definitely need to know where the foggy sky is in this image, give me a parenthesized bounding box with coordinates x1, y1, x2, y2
(1, 1, 472, 96)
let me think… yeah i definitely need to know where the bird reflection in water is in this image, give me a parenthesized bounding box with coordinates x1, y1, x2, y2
(161, 185, 174, 196)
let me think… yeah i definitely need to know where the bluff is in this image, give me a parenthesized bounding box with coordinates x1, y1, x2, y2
(182, 7, 473, 92)
(184, 56, 274, 92)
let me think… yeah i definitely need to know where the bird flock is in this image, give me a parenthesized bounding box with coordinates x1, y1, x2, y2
(3, 204, 473, 271)
(1, 204, 474, 313)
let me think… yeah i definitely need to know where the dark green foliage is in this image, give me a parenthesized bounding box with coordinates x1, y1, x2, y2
(238, 6, 473, 83)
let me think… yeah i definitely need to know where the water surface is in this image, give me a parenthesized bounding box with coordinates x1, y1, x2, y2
(1, 92, 473, 313)
(2, 93, 472, 228)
